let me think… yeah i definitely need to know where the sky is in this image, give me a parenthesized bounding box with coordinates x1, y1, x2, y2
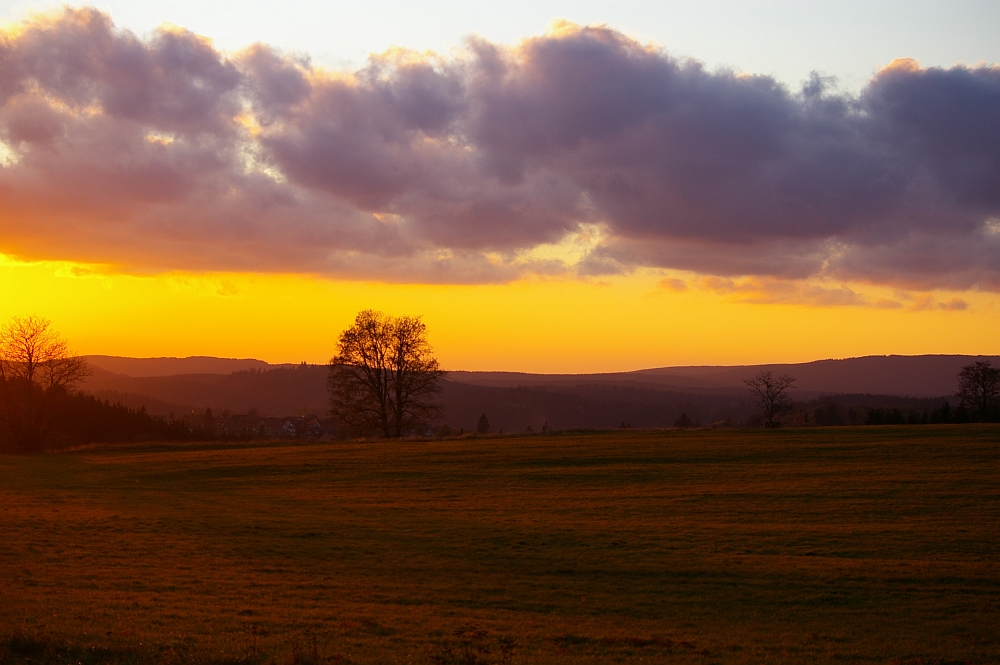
(0, 1, 998, 371)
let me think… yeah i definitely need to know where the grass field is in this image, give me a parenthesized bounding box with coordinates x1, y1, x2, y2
(1, 426, 999, 664)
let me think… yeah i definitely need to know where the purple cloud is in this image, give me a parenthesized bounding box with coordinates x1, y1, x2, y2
(0, 9, 998, 291)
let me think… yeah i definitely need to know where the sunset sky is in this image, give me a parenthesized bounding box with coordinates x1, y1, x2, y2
(0, 1, 998, 371)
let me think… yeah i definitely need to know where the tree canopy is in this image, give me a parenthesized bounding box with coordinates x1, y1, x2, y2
(0, 316, 90, 451)
(957, 360, 1000, 422)
(744, 370, 796, 428)
(328, 310, 444, 438)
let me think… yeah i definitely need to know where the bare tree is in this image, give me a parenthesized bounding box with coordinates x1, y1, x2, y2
(0, 316, 90, 451)
(957, 360, 1000, 422)
(744, 370, 796, 428)
(328, 310, 443, 437)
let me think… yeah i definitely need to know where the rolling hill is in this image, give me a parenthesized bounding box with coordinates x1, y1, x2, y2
(78, 354, 993, 430)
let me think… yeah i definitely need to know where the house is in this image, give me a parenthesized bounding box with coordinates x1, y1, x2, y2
(223, 414, 263, 438)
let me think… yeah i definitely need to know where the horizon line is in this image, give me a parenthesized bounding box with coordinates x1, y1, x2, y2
(81, 352, 1000, 376)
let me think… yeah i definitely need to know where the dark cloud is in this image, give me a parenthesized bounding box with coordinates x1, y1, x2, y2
(6, 9, 242, 133)
(828, 228, 1000, 291)
(0, 9, 998, 291)
(239, 44, 311, 118)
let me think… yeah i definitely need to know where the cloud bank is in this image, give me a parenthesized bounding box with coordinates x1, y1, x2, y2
(0, 9, 998, 290)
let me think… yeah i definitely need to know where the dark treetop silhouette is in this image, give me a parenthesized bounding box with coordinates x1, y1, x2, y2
(0, 316, 89, 451)
(745, 370, 796, 428)
(957, 360, 1000, 422)
(328, 310, 443, 438)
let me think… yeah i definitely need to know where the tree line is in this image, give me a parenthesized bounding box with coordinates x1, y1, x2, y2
(0, 316, 192, 453)
(743, 361, 1000, 428)
(330, 312, 1000, 435)
(3, 311, 999, 452)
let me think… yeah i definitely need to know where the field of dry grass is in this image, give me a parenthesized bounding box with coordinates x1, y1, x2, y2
(1, 426, 998, 664)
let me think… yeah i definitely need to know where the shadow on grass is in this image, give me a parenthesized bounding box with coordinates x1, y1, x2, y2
(0, 631, 204, 665)
(429, 626, 514, 665)
(0, 630, 358, 665)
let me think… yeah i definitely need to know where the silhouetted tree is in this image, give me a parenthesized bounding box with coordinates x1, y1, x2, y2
(0, 316, 90, 452)
(957, 360, 1000, 422)
(866, 406, 906, 425)
(328, 310, 443, 437)
(673, 412, 694, 429)
(202, 408, 216, 438)
(931, 400, 953, 423)
(476, 413, 489, 434)
(744, 370, 796, 428)
(812, 401, 843, 426)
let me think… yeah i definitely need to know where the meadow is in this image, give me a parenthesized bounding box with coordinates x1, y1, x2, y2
(1, 426, 998, 664)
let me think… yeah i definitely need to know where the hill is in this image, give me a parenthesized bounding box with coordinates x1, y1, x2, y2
(76, 354, 995, 429)
(80, 364, 328, 417)
(82, 355, 291, 377)
(448, 354, 1000, 397)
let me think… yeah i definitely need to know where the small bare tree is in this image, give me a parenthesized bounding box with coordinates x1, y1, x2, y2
(0, 316, 90, 451)
(744, 370, 796, 428)
(329, 310, 443, 438)
(957, 360, 1000, 422)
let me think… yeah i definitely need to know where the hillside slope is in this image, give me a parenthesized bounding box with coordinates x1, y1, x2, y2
(77, 354, 989, 427)
(448, 354, 1000, 397)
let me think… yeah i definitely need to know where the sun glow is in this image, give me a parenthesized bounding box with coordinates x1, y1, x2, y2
(1, 254, 997, 372)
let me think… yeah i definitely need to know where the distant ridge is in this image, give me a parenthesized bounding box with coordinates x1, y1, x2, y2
(446, 354, 1000, 398)
(81, 353, 1000, 397)
(75, 354, 999, 431)
(83, 355, 295, 377)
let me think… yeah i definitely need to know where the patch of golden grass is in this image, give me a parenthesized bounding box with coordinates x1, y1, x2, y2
(1, 426, 998, 663)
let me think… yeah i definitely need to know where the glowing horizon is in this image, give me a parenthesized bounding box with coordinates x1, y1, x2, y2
(3, 253, 996, 373)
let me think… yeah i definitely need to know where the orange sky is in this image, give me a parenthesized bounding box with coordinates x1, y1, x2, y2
(2, 254, 996, 372)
